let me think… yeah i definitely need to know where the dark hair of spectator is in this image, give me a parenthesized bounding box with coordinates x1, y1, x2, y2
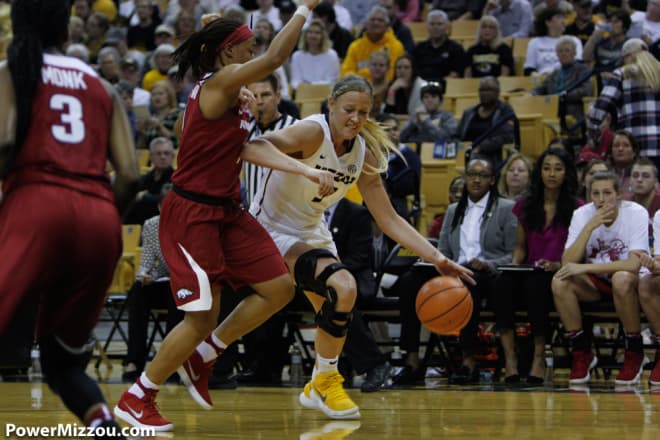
(632, 157, 658, 177)
(608, 129, 641, 161)
(583, 158, 612, 176)
(172, 18, 244, 80)
(8, 0, 71, 157)
(255, 74, 280, 92)
(314, 2, 337, 24)
(535, 7, 563, 37)
(451, 155, 499, 231)
(611, 10, 632, 33)
(394, 53, 418, 82)
(522, 147, 578, 232)
(375, 112, 397, 124)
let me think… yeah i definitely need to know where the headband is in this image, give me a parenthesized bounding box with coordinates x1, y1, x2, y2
(218, 24, 254, 52)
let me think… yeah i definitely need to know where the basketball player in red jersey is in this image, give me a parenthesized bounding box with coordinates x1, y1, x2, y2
(0, 1, 139, 439)
(115, 0, 334, 431)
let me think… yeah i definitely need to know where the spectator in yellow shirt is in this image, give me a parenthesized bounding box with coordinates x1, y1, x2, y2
(340, 6, 404, 81)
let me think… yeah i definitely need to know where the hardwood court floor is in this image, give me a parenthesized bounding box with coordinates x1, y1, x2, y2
(2, 379, 660, 439)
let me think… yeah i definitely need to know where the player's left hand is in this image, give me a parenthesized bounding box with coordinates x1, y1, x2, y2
(239, 87, 255, 110)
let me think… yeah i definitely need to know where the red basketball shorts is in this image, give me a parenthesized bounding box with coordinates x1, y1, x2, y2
(158, 191, 288, 311)
(0, 184, 121, 347)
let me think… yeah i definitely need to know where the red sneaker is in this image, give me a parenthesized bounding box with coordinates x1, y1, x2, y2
(177, 350, 215, 409)
(569, 351, 598, 384)
(114, 387, 172, 431)
(615, 351, 647, 385)
(649, 359, 660, 386)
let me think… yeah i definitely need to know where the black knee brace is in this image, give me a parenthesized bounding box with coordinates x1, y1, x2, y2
(294, 249, 354, 338)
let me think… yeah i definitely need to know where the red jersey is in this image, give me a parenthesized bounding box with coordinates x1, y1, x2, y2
(3, 54, 114, 201)
(172, 73, 250, 200)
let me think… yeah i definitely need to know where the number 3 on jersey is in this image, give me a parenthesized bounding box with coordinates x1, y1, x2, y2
(49, 94, 85, 144)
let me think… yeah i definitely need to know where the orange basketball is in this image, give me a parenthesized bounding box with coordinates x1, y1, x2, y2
(416, 276, 472, 335)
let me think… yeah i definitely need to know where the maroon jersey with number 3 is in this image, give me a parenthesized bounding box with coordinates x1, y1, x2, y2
(3, 53, 113, 200)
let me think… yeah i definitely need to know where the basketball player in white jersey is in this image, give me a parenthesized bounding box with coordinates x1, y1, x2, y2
(245, 75, 475, 419)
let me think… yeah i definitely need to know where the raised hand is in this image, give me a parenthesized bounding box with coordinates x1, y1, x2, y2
(303, 0, 322, 10)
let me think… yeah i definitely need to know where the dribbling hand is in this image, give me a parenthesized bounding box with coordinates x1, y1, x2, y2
(436, 258, 476, 285)
(304, 168, 335, 197)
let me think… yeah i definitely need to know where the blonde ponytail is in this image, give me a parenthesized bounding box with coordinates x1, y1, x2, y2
(622, 51, 660, 92)
(359, 118, 398, 174)
(330, 74, 401, 175)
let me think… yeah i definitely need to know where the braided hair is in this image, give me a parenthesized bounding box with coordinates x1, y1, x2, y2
(7, 0, 71, 157)
(172, 18, 245, 81)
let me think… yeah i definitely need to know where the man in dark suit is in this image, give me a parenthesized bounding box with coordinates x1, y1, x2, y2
(327, 198, 393, 392)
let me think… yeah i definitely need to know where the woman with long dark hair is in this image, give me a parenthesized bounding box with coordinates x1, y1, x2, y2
(0, 1, 139, 438)
(493, 147, 581, 384)
(114, 1, 335, 432)
(384, 53, 426, 121)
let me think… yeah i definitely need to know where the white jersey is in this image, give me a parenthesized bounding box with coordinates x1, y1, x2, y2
(250, 113, 366, 254)
(565, 200, 649, 265)
(653, 210, 660, 256)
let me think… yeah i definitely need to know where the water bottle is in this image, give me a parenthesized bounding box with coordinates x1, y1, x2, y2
(544, 344, 554, 384)
(290, 344, 303, 386)
(31, 383, 43, 409)
(30, 345, 41, 378)
(390, 346, 403, 365)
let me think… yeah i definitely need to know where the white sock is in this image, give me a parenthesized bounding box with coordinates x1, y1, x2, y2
(129, 372, 159, 398)
(197, 334, 228, 363)
(211, 332, 227, 350)
(316, 354, 339, 375)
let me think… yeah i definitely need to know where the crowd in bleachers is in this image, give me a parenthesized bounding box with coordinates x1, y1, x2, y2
(3, 0, 660, 389)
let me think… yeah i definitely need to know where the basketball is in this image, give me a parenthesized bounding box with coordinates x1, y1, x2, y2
(416, 276, 472, 335)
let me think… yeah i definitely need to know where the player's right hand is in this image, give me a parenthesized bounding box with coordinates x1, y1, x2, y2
(588, 204, 615, 229)
(437, 258, 476, 285)
(303, 0, 322, 10)
(304, 168, 335, 197)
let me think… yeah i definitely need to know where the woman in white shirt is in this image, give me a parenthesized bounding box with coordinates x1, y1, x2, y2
(290, 19, 340, 92)
(524, 7, 583, 75)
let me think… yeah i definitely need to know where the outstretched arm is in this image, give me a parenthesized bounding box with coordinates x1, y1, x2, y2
(240, 121, 334, 196)
(357, 150, 475, 285)
(207, 0, 321, 97)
